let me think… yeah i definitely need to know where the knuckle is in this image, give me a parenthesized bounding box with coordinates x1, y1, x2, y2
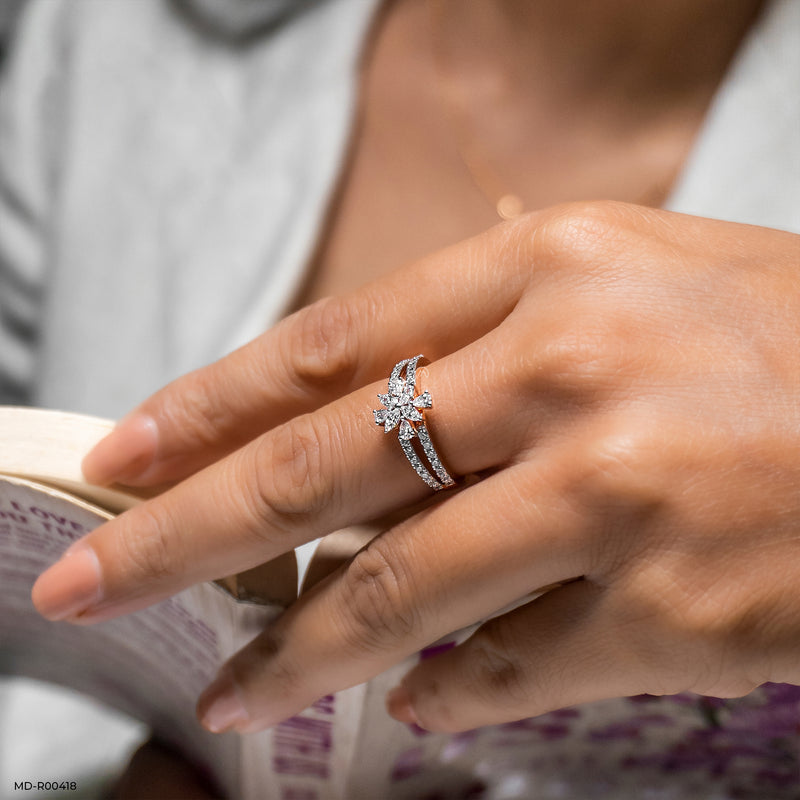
(118, 505, 184, 584)
(581, 425, 660, 502)
(604, 565, 690, 686)
(535, 200, 641, 260)
(336, 538, 419, 654)
(227, 629, 310, 716)
(571, 425, 666, 568)
(246, 415, 336, 531)
(547, 325, 625, 385)
(467, 624, 531, 707)
(242, 630, 305, 698)
(521, 318, 631, 400)
(611, 559, 751, 691)
(671, 590, 775, 698)
(516, 200, 654, 290)
(671, 579, 769, 659)
(284, 297, 363, 394)
(156, 370, 230, 450)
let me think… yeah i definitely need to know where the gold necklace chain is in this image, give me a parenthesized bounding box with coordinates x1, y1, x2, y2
(429, 0, 525, 221)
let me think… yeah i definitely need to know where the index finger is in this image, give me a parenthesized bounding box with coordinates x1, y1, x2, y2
(82, 213, 543, 488)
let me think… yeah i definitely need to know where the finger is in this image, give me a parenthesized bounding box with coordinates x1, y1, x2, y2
(111, 739, 223, 800)
(82, 213, 547, 487)
(193, 460, 594, 734)
(387, 580, 639, 733)
(32, 345, 535, 624)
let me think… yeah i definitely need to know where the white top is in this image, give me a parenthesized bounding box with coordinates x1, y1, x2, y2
(0, 0, 798, 797)
(0, 0, 798, 419)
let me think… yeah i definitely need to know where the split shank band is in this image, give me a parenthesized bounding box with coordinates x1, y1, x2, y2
(373, 355, 455, 491)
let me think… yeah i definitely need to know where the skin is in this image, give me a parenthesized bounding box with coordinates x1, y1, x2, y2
(27, 0, 794, 772)
(294, 0, 762, 304)
(32, 201, 800, 735)
(110, 739, 220, 799)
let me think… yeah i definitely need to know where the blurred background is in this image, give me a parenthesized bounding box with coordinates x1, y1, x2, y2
(0, 8, 147, 800)
(0, 0, 25, 61)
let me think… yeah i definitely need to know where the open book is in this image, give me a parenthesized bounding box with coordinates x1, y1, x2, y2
(1, 407, 560, 800)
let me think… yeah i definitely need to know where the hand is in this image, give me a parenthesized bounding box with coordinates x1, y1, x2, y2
(32, 202, 800, 734)
(110, 739, 223, 799)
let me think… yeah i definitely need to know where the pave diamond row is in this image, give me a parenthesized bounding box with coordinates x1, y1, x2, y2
(373, 355, 455, 491)
(417, 424, 455, 487)
(400, 437, 443, 490)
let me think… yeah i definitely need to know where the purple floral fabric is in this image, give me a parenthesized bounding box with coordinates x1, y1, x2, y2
(390, 684, 799, 799)
(489, 685, 800, 798)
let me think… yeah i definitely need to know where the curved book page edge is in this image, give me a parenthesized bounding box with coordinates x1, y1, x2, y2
(0, 406, 297, 606)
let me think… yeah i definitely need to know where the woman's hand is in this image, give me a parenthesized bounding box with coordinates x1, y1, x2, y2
(31, 202, 800, 734)
(110, 739, 223, 799)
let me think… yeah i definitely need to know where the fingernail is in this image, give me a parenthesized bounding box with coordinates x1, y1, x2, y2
(198, 671, 250, 734)
(31, 543, 103, 621)
(82, 413, 158, 486)
(386, 685, 420, 726)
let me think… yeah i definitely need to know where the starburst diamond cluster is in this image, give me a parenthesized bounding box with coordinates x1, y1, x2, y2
(373, 376, 433, 441)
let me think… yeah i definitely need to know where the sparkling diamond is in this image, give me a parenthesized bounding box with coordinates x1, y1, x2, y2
(374, 369, 430, 438)
(388, 378, 408, 398)
(399, 419, 416, 440)
(413, 392, 432, 409)
(384, 408, 401, 432)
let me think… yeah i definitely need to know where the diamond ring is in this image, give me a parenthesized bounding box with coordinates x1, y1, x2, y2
(373, 355, 455, 491)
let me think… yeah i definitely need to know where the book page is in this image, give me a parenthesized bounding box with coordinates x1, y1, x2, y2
(0, 476, 486, 800)
(0, 474, 282, 799)
(0, 408, 153, 513)
(0, 403, 572, 799)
